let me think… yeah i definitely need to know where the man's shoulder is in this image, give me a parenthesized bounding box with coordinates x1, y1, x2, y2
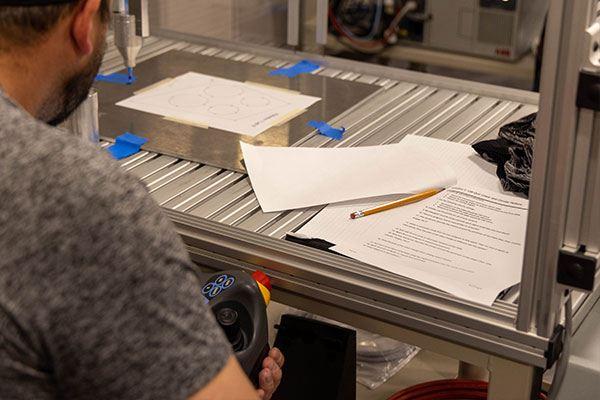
(0, 101, 143, 207)
(0, 100, 181, 267)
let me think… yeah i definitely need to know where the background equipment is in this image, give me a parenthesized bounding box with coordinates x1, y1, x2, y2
(329, 0, 549, 61)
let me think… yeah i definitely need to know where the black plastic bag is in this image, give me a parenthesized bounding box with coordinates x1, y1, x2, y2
(472, 113, 536, 196)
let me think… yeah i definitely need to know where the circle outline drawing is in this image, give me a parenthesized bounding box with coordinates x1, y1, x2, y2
(208, 104, 240, 116)
(203, 84, 244, 98)
(168, 94, 209, 108)
(240, 95, 271, 108)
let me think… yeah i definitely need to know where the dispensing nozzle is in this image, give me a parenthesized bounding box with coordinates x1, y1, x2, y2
(113, 13, 142, 76)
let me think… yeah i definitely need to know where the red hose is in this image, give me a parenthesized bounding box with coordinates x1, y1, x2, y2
(387, 379, 547, 400)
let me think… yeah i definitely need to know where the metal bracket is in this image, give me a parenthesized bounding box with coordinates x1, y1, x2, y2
(286, 0, 301, 47)
(544, 324, 565, 369)
(557, 246, 597, 291)
(576, 70, 600, 111)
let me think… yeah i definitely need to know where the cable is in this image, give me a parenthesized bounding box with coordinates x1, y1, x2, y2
(337, 0, 384, 41)
(386, 379, 548, 400)
(329, 0, 419, 53)
(328, 6, 386, 53)
(383, 0, 418, 43)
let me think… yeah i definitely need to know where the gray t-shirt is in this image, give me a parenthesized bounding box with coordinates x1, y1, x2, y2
(0, 91, 231, 399)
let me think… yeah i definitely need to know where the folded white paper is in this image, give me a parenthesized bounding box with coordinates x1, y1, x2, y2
(399, 135, 512, 193)
(241, 141, 457, 212)
(297, 135, 517, 246)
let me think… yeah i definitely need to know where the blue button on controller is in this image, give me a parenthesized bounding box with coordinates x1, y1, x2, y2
(202, 274, 236, 300)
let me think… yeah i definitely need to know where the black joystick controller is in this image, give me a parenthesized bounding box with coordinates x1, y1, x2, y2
(217, 307, 245, 352)
(198, 270, 271, 386)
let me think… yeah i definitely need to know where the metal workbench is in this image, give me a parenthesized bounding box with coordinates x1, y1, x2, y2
(96, 15, 597, 397)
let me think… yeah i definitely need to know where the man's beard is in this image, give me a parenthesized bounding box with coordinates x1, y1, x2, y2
(39, 38, 106, 127)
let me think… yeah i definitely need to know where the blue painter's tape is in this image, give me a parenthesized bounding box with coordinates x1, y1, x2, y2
(107, 132, 148, 160)
(308, 120, 346, 141)
(96, 72, 137, 85)
(269, 60, 320, 78)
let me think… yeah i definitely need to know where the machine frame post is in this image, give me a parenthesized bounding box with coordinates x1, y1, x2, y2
(517, 0, 600, 339)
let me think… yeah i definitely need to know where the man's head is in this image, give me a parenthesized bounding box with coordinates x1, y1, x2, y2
(0, 0, 111, 125)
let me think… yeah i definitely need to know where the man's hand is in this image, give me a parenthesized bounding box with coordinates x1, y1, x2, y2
(257, 348, 284, 400)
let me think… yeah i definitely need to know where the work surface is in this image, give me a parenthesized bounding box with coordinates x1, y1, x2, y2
(98, 34, 556, 374)
(97, 50, 378, 172)
(100, 44, 537, 249)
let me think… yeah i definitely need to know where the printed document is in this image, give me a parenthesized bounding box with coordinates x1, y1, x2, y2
(117, 72, 321, 136)
(296, 135, 528, 305)
(331, 186, 528, 306)
(241, 141, 457, 212)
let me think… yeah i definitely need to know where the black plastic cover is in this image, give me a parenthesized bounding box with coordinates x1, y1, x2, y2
(272, 314, 356, 400)
(576, 71, 600, 111)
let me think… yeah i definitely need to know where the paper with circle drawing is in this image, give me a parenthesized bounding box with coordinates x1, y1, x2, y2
(240, 141, 458, 213)
(116, 72, 321, 136)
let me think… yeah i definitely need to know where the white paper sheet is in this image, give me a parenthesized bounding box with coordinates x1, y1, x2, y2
(401, 135, 511, 193)
(332, 186, 529, 306)
(297, 135, 516, 244)
(117, 72, 321, 136)
(241, 141, 458, 212)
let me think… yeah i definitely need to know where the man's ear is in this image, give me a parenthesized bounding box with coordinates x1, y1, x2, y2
(71, 0, 102, 56)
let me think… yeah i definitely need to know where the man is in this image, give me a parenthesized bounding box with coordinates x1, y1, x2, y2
(0, 1, 283, 399)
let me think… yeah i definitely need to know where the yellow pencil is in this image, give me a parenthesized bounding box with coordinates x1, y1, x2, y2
(350, 188, 445, 219)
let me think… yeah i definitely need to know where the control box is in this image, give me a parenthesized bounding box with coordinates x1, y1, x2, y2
(407, 0, 549, 60)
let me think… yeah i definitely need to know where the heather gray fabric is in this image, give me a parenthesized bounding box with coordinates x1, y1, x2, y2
(0, 91, 231, 399)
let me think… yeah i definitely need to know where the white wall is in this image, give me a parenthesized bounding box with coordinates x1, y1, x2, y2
(148, 0, 287, 46)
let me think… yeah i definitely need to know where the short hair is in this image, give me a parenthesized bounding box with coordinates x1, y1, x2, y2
(0, 0, 110, 48)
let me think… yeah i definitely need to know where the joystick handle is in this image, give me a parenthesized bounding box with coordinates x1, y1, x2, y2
(217, 307, 245, 352)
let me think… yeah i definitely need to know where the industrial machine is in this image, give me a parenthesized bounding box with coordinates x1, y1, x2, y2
(328, 0, 549, 61)
(94, 0, 599, 398)
(421, 0, 548, 60)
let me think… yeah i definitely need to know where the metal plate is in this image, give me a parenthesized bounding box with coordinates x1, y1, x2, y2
(96, 50, 379, 172)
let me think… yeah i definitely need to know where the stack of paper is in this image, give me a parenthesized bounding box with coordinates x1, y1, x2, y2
(240, 141, 458, 212)
(295, 135, 529, 306)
